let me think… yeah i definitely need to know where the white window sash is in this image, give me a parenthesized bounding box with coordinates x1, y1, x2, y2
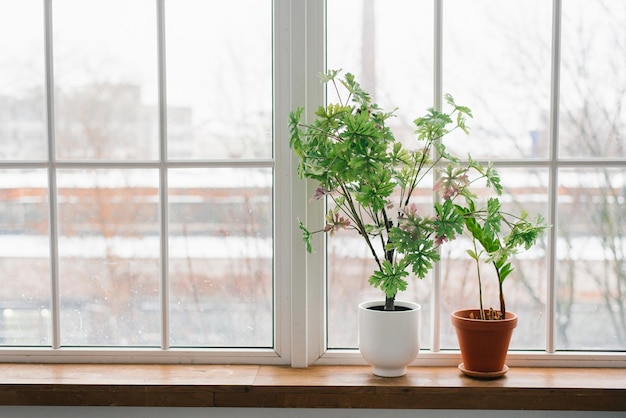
(0, 0, 624, 368)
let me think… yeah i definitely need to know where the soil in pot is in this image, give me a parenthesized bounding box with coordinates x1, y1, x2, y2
(366, 305, 413, 312)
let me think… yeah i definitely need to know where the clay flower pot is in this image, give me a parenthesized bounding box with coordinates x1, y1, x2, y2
(451, 309, 517, 377)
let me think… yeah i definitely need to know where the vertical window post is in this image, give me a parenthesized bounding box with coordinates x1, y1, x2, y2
(44, 0, 61, 350)
(546, 0, 562, 355)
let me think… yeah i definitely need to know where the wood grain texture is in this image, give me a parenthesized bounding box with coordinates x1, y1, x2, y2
(0, 364, 624, 410)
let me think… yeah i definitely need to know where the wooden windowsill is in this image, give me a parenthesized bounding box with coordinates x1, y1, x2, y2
(0, 364, 624, 410)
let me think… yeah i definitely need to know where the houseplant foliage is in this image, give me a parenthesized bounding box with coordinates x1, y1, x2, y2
(290, 70, 548, 376)
(290, 69, 548, 312)
(289, 69, 493, 311)
(450, 181, 547, 375)
(459, 195, 547, 320)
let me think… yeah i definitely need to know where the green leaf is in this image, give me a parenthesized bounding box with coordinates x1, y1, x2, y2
(466, 249, 479, 260)
(404, 242, 440, 278)
(483, 197, 503, 238)
(319, 69, 341, 83)
(340, 72, 371, 105)
(368, 260, 410, 298)
(445, 93, 473, 119)
(485, 163, 503, 195)
(433, 199, 465, 241)
(288, 108, 304, 154)
(413, 109, 453, 143)
(497, 262, 514, 283)
(355, 172, 395, 212)
(298, 221, 314, 254)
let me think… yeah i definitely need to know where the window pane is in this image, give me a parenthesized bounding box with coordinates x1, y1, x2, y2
(165, 1, 272, 159)
(0, 169, 50, 345)
(57, 169, 160, 346)
(328, 231, 433, 349)
(168, 168, 273, 347)
(52, 0, 159, 160)
(0, 1, 47, 160)
(559, 0, 626, 159)
(327, 0, 433, 118)
(557, 168, 625, 350)
(326, 0, 434, 350)
(441, 168, 549, 350)
(443, 0, 552, 159)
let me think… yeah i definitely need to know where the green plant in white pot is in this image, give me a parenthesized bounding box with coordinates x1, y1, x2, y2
(289, 70, 493, 376)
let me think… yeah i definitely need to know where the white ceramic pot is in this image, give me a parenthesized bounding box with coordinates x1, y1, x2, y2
(358, 300, 421, 377)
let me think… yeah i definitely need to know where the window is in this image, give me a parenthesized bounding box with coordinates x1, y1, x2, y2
(324, 0, 625, 363)
(0, 0, 624, 366)
(0, 0, 274, 361)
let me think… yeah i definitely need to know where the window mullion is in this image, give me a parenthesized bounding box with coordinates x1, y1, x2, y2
(273, 0, 305, 366)
(546, 0, 563, 354)
(43, 0, 61, 350)
(305, 0, 326, 365)
(288, 0, 309, 368)
(431, 0, 444, 354)
(276, 0, 326, 367)
(156, 0, 170, 351)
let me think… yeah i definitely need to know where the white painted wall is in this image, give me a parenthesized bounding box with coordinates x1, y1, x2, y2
(0, 408, 624, 418)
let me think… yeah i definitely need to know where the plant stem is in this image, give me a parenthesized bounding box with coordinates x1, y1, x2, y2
(385, 295, 395, 311)
(337, 181, 398, 311)
(404, 146, 432, 208)
(338, 183, 383, 271)
(473, 238, 485, 320)
(495, 261, 506, 318)
(381, 207, 394, 262)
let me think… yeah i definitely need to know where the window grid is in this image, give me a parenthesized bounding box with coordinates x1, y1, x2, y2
(0, 0, 623, 367)
(0, 0, 280, 362)
(317, 0, 625, 366)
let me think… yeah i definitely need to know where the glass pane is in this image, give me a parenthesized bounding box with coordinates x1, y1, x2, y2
(559, 0, 626, 158)
(0, 169, 50, 345)
(326, 0, 435, 350)
(443, 0, 552, 159)
(165, 1, 272, 159)
(328, 235, 433, 349)
(556, 168, 625, 350)
(441, 168, 549, 350)
(52, 0, 159, 160)
(0, 1, 47, 160)
(327, 0, 434, 122)
(327, 178, 435, 349)
(168, 168, 273, 347)
(57, 169, 160, 346)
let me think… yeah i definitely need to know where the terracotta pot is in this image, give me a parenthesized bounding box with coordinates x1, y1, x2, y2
(451, 309, 517, 373)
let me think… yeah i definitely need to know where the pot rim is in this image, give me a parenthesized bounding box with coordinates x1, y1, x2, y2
(451, 308, 517, 321)
(359, 300, 421, 312)
(451, 309, 518, 331)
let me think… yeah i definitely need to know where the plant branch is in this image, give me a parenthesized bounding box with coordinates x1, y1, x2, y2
(338, 182, 383, 271)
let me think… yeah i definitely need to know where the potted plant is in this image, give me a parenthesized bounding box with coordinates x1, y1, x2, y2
(289, 70, 489, 376)
(450, 183, 547, 378)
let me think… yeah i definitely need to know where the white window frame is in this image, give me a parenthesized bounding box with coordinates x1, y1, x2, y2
(0, 0, 624, 368)
(298, 0, 626, 369)
(0, 0, 286, 365)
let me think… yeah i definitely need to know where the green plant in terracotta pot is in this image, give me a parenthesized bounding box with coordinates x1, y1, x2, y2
(450, 181, 548, 377)
(289, 70, 495, 376)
